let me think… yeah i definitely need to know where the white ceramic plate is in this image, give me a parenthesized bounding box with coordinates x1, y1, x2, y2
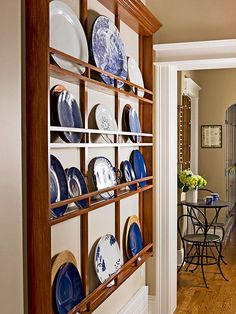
(92, 157, 117, 199)
(127, 57, 144, 97)
(94, 234, 122, 287)
(50, 0, 88, 74)
(95, 104, 117, 143)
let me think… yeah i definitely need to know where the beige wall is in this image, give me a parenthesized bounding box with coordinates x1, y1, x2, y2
(146, 0, 236, 44)
(0, 1, 23, 313)
(183, 69, 236, 221)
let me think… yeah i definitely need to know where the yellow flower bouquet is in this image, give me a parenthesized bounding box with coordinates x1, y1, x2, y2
(178, 169, 207, 192)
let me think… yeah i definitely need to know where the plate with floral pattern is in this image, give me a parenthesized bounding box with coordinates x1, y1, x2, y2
(90, 15, 127, 88)
(94, 234, 122, 287)
(95, 104, 117, 143)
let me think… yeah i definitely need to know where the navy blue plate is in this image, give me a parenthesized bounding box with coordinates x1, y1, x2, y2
(131, 150, 147, 187)
(66, 167, 88, 208)
(120, 160, 136, 191)
(128, 223, 143, 257)
(90, 16, 127, 88)
(50, 155, 68, 217)
(51, 85, 83, 143)
(55, 263, 84, 314)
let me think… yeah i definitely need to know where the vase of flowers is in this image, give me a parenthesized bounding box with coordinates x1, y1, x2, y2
(178, 169, 207, 203)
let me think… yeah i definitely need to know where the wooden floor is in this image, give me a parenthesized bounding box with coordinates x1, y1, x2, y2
(175, 222, 236, 314)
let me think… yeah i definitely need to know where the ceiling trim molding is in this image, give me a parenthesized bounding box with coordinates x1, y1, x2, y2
(153, 39, 236, 63)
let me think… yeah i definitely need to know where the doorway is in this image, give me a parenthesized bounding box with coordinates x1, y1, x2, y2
(152, 40, 236, 314)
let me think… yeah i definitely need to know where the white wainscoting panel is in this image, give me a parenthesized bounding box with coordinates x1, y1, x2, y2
(118, 286, 148, 314)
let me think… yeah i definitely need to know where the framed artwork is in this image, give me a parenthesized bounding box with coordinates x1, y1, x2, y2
(201, 125, 222, 148)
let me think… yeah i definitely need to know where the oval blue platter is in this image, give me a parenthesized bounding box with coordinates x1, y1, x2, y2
(55, 262, 84, 314)
(120, 160, 136, 191)
(131, 150, 147, 187)
(90, 15, 127, 88)
(128, 223, 143, 257)
(66, 167, 88, 209)
(50, 155, 68, 217)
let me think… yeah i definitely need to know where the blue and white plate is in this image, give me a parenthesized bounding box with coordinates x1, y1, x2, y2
(55, 263, 84, 314)
(131, 150, 147, 187)
(120, 160, 136, 191)
(89, 157, 117, 200)
(51, 85, 83, 143)
(50, 155, 68, 217)
(94, 234, 122, 287)
(66, 167, 88, 209)
(90, 15, 127, 88)
(128, 223, 143, 257)
(95, 104, 117, 143)
(129, 107, 141, 143)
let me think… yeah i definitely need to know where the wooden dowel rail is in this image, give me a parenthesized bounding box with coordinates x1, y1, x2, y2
(51, 176, 153, 209)
(49, 47, 153, 96)
(68, 243, 153, 314)
(50, 64, 153, 104)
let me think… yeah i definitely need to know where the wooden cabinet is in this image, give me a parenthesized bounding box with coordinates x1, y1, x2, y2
(24, 1, 161, 313)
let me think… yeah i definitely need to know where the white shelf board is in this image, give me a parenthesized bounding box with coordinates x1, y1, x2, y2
(50, 143, 153, 149)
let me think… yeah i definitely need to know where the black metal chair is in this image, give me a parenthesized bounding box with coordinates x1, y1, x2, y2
(197, 188, 225, 241)
(177, 205, 228, 288)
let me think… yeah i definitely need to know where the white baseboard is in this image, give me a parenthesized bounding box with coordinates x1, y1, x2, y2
(177, 248, 184, 266)
(118, 286, 148, 314)
(148, 295, 156, 314)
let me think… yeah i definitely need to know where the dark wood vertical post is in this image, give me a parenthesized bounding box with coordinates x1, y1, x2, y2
(25, 0, 51, 313)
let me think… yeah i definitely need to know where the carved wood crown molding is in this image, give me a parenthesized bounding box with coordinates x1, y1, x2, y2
(98, 0, 162, 36)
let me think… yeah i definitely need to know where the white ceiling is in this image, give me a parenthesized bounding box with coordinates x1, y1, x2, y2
(146, 0, 236, 44)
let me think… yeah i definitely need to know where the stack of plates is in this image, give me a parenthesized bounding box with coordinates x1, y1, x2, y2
(51, 250, 84, 313)
(94, 234, 122, 286)
(50, 0, 88, 74)
(50, 85, 83, 143)
(88, 157, 117, 200)
(90, 15, 127, 88)
(125, 215, 143, 259)
(123, 104, 141, 143)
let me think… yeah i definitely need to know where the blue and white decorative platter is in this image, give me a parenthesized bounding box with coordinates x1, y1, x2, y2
(90, 15, 127, 88)
(50, 0, 88, 74)
(55, 262, 84, 314)
(120, 160, 136, 191)
(90, 157, 117, 200)
(94, 234, 122, 287)
(129, 107, 141, 143)
(131, 150, 147, 187)
(128, 223, 143, 257)
(50, 155, 68, 217)
(66, 167, 88, 209)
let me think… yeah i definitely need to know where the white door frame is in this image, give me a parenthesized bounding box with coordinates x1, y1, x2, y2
(153, 40, 236, 314)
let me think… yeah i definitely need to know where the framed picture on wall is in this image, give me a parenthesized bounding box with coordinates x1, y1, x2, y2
(201, 125, 222, 148)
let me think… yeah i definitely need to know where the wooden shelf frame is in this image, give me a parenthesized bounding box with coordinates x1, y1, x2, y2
(49, 48, 153, 104)
(50, 176, 153, 225)
(25, 0, 160, 313)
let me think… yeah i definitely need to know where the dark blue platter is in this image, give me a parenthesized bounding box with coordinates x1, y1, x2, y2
(128, 223, 143, 257)
(131, 150, 147, 187)
(55, 262, 84, 314)
(50, 155, 68, 217)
